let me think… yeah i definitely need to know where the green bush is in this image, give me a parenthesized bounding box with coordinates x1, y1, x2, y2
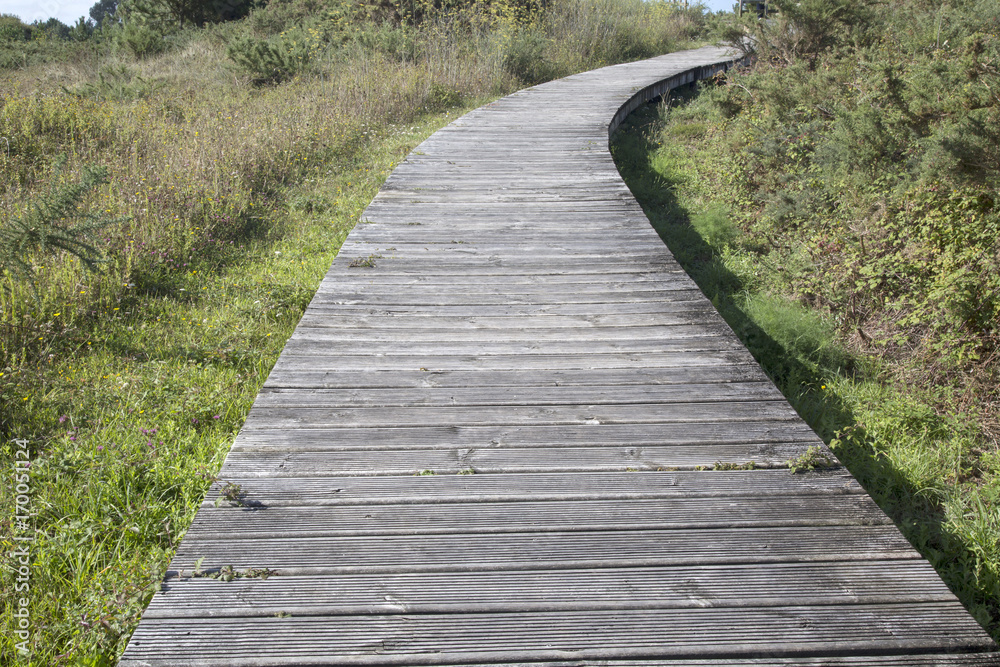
(226, 30, 314, 84)
(500, 28, 556, 84)
(355, 22, 420, 61)
(64, 64, 156, 101)
(426, 81, 463, 110)
(0, 14, 30, 41)
(120, 21, 167, 57)
(611, 2, 1000, 638)
(0, 17, 88, 69)
(123, 0, 257, 28)
(745, 0, 879, 67)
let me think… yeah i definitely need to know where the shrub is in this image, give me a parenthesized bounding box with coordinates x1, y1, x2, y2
(499, 27, 556, 84)
(746, 0, 879, 67)
(0, 94, 115, 185)
(355, 22, 420, 61)
(119, 21, 166, 58)
(426, 81, 463, 110)
(124, 0, 257, 28)
(226, 31, 314, 84)
(64, 64, 155, 101)
(0, 14, 30, 41)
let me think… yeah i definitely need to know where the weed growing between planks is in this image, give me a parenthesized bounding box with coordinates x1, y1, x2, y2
(612, 93, 1000, 642)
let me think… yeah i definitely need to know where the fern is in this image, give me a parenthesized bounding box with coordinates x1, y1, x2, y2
(0, 155, 125, 294)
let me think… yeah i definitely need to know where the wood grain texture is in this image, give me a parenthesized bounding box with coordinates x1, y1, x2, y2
(119, 46, 997, 666)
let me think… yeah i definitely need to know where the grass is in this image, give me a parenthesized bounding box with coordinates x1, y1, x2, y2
(612, 93, 1000, 642)
(0, 0, 711, 663)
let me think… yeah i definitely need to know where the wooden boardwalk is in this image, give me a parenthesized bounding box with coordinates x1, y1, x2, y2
(120, 47, 999, 665)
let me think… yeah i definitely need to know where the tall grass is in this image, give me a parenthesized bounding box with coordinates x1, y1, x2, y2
(0, 0, 709, 663)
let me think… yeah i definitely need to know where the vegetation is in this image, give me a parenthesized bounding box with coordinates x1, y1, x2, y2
(0, 0, 708, 663)
(613, 0, 999, 641)
(0, 156, 123, 291)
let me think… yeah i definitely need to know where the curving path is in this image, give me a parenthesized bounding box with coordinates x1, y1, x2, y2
(120, 47, 998, 665)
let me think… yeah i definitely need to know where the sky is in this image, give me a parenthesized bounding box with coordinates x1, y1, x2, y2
(4, 0, 95, 25)
(3, 0, 737, 25)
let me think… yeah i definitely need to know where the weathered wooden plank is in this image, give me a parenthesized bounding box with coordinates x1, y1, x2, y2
(300, 295, 709, 309)
(305, 293, 712, 309)
(292, 311, 730, 331)
(340, 235, 663, 247)
(120, 604, 997, 664)
(279, 338, 744, 358)
(280, 324, 734, 343)
(185, 495, 891, 539)
(203, 470, 864, 506)
(253, 382, 786, 408)
(333, 248, 671, 261)
(117, 654, 1000, 667)
(138, 561, 960, 618)
(169, 525, 920, 573)
(296, 301, 720, 317)
(240, 399, 802, 428)
(354, 209, 656, 224)
(263, 365, 770, 390)
(229, 420, 822, 449)
(311, 271, 694, 286)
(314, 283, 702, 298)
(214, 444, 818, 477)
(268, 351, 760, 372)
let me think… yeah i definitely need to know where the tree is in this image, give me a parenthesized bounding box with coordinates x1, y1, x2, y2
(33, 17, 71, 40)
(89, 0, 120, 28)
(743, 0, 878, 68)
(69, 16, 95, 40)
(120, 0, 255, 28)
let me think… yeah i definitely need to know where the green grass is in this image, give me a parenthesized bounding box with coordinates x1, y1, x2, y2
(612, 96, 1000, 642)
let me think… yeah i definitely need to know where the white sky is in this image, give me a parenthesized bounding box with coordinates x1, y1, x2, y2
(2, 0, 94, 25)
(2, 0, 737, 25)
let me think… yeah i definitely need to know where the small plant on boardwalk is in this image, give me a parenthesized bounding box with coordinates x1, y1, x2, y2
(713, 461, 757, 471)
(785, 446, 837, 474)
(201, 565, 275, 582)
(215, 481, 246, 506)
(349, 254, 381, 268)
(187, 559, 275, 581)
